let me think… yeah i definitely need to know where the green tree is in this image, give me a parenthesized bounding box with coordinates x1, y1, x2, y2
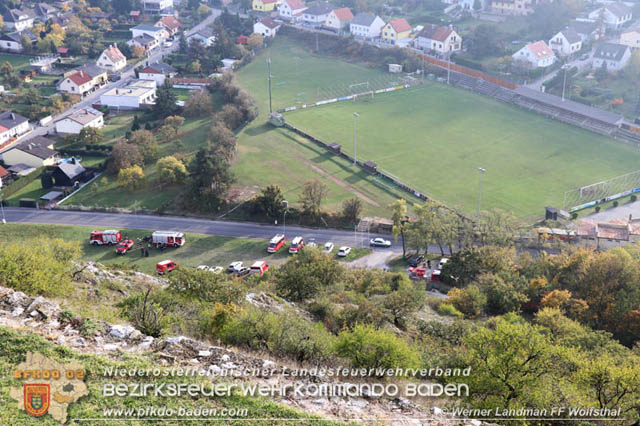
(299, 179, 328, 222)
(448, 285, 487, 318)
(110, 140, 143, 173)
(153, 83, 179, 118)
(334, 324, 420, 370)
(255, 184, 285, 220)
(274, 248, 343, 301)
(117, 165, 145, 190)
(341, 197, 362, 226)
(184, 90, 214, 117)
(0, 61, 20, 88)
(390, 199, 408, 257)
(596, 61, 609, 82)
(128, 129, 158, 163)
(187, 146, 234, 211)
(157, 156, 188, 184)
(209, 123, 236, 159)
(466, 24, 503, 59)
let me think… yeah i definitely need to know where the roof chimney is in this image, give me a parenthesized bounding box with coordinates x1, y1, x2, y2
(10, 113, 15, 120)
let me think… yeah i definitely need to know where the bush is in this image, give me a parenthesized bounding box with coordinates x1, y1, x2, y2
(613, 200, 619, 207)
(571, 212, 578, 220)
(334, 324, 420, 371)
(632, 195, 637, 203)
(274, 248, 343, 301)
(167, 268, 242, 303)
(217, 307, 334, 363)
(437, 303, 465, 318)
(118, 288, 171, 337)
(447, 285, 487, 318)
(595, 206, 601, 213)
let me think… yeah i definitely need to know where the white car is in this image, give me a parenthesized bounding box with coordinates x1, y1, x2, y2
(227, 261, 243, 273)
(307, 238, 317, 248)
(337, 246, 351, 257)
(370, 237, 391, 247)
(197, 265, 210, 271)
(437, 258, 449, 270)
(323, 242, 334, 254)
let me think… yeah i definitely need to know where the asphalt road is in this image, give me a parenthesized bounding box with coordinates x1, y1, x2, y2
(10, 10, 221, 146)
(2, 207, 398, 249)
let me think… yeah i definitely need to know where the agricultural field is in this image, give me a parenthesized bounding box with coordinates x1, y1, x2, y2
(284, 79, 640, 219)
(234, 38, 420, 218)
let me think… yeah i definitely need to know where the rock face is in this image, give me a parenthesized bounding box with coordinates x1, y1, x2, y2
(0, 284, 482, 425)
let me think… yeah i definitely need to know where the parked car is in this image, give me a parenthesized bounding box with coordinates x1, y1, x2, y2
(156, 260, 178, 275)
(197, 265, 211, 271)
(115, 239, 134, 255)
(307, 238, 317, 248)
(431, 269, 441, 281)
(408, 254, 424, 267)
(323, 242, 334, 254)
(370, 237, 391, 247)
(337, 246, 351, 257)
(210, 266, 223, 274)
(227, 261, 243, 273)
(580, 53, 590, 61)
(437, 258, 449, 270)
(235, 267, 251, 277)
(250, 261, 269, 276)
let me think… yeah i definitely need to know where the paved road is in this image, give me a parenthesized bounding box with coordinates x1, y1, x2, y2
(11, 10, 221, 146)
(2, 207, 396, 248)
(586, 200, 640, 222)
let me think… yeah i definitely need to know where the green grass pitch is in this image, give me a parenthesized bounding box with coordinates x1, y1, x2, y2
(284, 83, 640, 219)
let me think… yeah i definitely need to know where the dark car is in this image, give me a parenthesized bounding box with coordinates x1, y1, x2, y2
(115, 240, 134, 255)
(408, 255, 424, 267)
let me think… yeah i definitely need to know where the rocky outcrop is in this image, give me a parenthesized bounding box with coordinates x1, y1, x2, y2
(0, 284, 481, 425)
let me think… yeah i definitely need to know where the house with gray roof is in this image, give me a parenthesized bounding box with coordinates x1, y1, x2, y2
(593, 42, 630, 71)
(350, 13, 385, 39)
(588, 3, 632, 30)
(34, 3, 60, 22)
(3, 136, 58, 168)
(3, 8, 35, 31)
(0, 30, 37, 52)
(549, 29, 583, 57)
(568, 21, 604, 42)
(302, 2, 334, 25)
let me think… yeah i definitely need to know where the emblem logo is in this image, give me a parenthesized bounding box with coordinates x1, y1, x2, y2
(24, 384, 50, 417)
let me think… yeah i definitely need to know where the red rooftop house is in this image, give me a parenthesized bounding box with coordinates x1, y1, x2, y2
(237, 35, 248, 45)
(325, 7, 354, 33)
(57, 47, 69, 57)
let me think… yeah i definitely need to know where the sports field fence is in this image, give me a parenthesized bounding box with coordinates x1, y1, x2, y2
(563, 169, 640, 212)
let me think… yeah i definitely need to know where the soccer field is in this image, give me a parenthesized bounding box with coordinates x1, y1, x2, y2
(285, 83, 640, 219)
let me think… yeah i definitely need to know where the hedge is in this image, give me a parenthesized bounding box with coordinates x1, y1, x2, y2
(0, 167, 44, 198)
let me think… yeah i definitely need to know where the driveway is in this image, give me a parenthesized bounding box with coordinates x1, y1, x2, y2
(348, 248, 400, 269)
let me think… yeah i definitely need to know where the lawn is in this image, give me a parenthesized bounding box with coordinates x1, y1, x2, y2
(234, 38, 423, 218)
(0, 53, 31, 72)
(0, 223, 369, 274)
(284, 82, 640, 219)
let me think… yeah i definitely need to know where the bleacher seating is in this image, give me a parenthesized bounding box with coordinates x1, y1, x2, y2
(616, 128, 640, 143)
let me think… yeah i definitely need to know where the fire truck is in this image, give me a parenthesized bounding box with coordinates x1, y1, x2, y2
(289, 236, 304, 254)
(267, 234, 286, 253)
(151, 231, 185, 247)
(89, 230, 122, 245)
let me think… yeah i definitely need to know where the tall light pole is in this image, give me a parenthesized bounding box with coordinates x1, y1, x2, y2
(353, 112, 359, 166)
(561, 64, 569, 102)
(267, 56, 273, 114)
(282, 200, 288, 236)
(477, 167, 486, 215)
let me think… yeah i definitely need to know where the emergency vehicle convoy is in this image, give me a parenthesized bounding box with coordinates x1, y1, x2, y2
(267, 234, 286, 253)
(151, 231, 185, 247)
(89, 230, 122, 245)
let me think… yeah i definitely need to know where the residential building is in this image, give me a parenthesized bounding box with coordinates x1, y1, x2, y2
(155, 16, 182, 37)
(131, 24, 168, 43)
(569, 21, 604, 42)
(57, 70, 94, 96)
(593, 42, 631, 71)
(54, 108, 104, 134)
(254, 17, 281, 38)
(34, 3, 59, 22)
(143, 0, 174, 15)
(0, 126, 10, 144)
(0, 111, 30, 140)
(0, 165, 10, 187)
(97, 45, 127, 72)
(588, 3, 632, 30)
(549, 29, 582, 57)
(415, 24, 461, 54)
(381, 18, 411, 44)
(350, 13, 385, 39)
(0, 30, 37, 52)
(302, 2, 334, 25)
(324, 7, 353, 33)
(279, 0, 307, 21)
(138, 62, 177, 85)
(100, 79, 157, 109)
(3, 136, 58, 168)
(577, 217, 640, 250)
(512, 40, 556, 68)
(620, 25, 640, 49)
(187, 28, 216, 47)
(128, 34, 160, 52)
(3, 8, 35, 31)
(77, 64, 108, 87)
(490, 0, 536, 16)
(252, 0, 278, 12)
(52, 158, 85, 187)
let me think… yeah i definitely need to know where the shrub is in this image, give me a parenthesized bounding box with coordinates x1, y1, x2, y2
(274, 248, 343, 301)
(595, 206, 601, 213)
(167, 268, 242, 303)
(632, 195, 637, 203)
(334, 324, 420, 371)
(613, 200, 619, 207)
(217, 307, 334, 363)
(447, 285, 487, 318)
(437, 303, 465, 318)
(118, 288, 171, 337)
(571, 212, 578, 220)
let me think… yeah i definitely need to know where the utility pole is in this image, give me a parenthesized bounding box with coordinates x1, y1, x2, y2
(315, 32, 319, 52)
(477, 167, 486, 215)
(282, 200, 288, 235)
(267, 56, 273, 114)
(353, 112, 359, 166)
